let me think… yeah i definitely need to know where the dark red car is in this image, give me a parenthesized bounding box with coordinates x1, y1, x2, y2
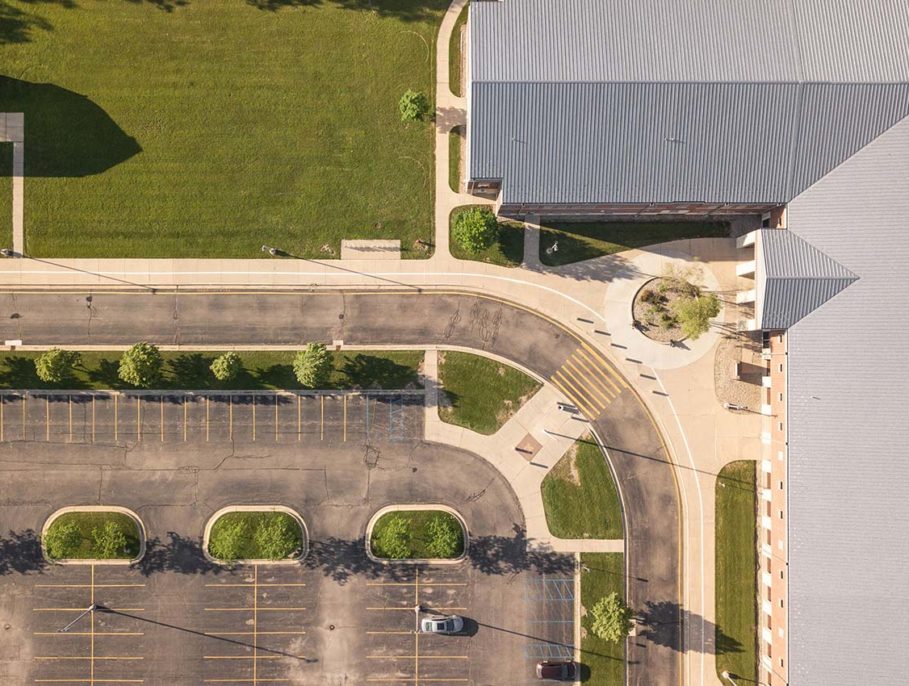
(535, 660, 577, 680)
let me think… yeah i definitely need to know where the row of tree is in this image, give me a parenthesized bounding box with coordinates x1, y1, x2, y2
(32, 343, 334, 388)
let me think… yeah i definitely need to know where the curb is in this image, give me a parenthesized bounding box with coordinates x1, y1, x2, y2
(365, 504, 468, 565)
(202, 505, 309, 566)
(41, 506, 146, 566)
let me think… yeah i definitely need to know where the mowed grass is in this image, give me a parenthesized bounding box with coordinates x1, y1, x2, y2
(539, 220, 730, 266)
(437, 351, 540, 434)
(448, 126, 463, 192)
(449, 206, 524, 267)
(580, 553, 625, 685)
(541, 436, 623, 539)
(0, 350, 423, 390)
(0, 0, 446, 258)
(44, 512, 141, 560)
(448, 2, 468, 97)
(715, 460, 758, 683)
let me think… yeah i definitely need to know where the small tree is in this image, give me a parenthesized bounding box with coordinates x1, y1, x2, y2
(671, 292, 720, 340)
(293, 343, 332, 388)
(425, 514, 462, 558)
(92, 520, 128, 558)
(399, 89, 430, 122)
(35, 348, 81, 383)
(373, 515, 412, 559)
(209, 518, 248, 562)
(44, 520, 82, 559)
(254, 515, 300, 560)
(452, 207, 498, 254)
(589, 592, 633, 642)
(119, 342, 163, 388)
(210, 351, 242, 382)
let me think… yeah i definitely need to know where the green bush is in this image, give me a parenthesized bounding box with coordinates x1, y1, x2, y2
(452, 207, 498, 254)
(253, 514, 300, 560)
(44, 520, 82, 559)
(35, 348, 81, 383)
(209, 518, 248, 562)
(590, 592, 633, 642)
(672, 292, 721, 340)
(425, 513, 462, 558)
(92, 520, 128, 558)
(372, 514, 412, 559)
(119, 342, 163, 388)
(399, 89, 430, 122)
(293, 343, 332, 388)
(210, 351, 242, 382)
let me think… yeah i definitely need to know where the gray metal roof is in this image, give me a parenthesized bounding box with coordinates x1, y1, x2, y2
(785, 113, 909, 685)
(468, 0, 909, 206)
(757, 229, 857, 329)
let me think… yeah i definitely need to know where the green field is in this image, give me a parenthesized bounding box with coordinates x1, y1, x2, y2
(0, 349, 423, 390)
(0, 0, 445, 258)
(541, 436, 623, 539)
(539, 220, 729, 266)
(44, 511, 141, 560)
(715, 460, 758, 683)
(437, 351, 540, 434)
(580, 553, 626, 685)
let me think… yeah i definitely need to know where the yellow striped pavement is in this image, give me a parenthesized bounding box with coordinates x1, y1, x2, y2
(549, 346, 628, 420)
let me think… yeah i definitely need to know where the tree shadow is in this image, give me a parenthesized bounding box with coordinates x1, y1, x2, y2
(252, 363, 297, 389)
(340, 353, 420, 389)
(467, 525, 575, 576)
(635, 600, 744, 657)
(85, 357, 124, 389)
(0, 76, 140, 176)
(246, 0, 448, 22)
(0, 356, 42, 388)
(138, 532, 221, 576)
(167, 353, 214, 388)
(0, 529, 48, 575)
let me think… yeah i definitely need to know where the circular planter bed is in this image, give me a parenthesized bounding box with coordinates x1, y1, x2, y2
(42, 507, 144, 564)
(367, 505, 467, 563)
(204, 506, 307, 565)
(632, 276, 704, 343)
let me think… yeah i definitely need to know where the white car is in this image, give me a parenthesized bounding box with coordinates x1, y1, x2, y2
(420, 614, 464, 634)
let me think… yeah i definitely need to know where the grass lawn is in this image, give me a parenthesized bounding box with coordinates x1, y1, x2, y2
(208, 511, 304, 562)
(539, 220, 730, 266)
(370, 509, 464, 559)
(0, 0, 446, 258)
(44, 512, 141, 560)
(715, 460, 758, 683)
(449, 206, 525, 267)
(0, 350, 423, 390)
(541, 436, 623, 539)
(448, 126, 463, 192)
(448, 2, 469, 97)
(438, 351, 540, 434)
(580, 553, 626, 685)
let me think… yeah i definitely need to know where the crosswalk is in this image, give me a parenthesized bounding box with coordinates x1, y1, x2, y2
(549, 344, 629, 420)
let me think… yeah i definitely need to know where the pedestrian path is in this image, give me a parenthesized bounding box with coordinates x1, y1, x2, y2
(0, 113, 24, 254)
(422, 349, 623, 554)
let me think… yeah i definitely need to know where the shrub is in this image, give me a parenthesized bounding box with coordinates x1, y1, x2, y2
(35, 348, 81, 383)
(210, 351, 242, 382)
(92, 520, 128, 558)
(639, 289, 657, 305)
(254, 515, 300, 560)
(425, 514, 462, 558)
(373, 514, 412, 559)
(209, 518, 248, 562)
(399, 89, 430, 122)
(119, 342, 163, 388)
(293, 343, 332, 388)
(590, 592, 633, 642)
(452, 207, 498, 254)
(658, 312, 677, 330)
(671, 292, 721, 340)
(44, 520, 82, 559)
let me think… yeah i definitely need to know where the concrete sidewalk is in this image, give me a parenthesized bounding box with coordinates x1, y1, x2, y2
(422, 349, 623, 554)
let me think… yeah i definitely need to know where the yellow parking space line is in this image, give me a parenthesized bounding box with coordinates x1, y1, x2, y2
(45, 397, 50, 441)
(253, 563, 258, 683)
(204, 583, 307, 588)
(35, 656, 143, 661)
(366, 582, 467, 587)
(274, 393, 279, 442)
(366, 607, 466, 612)
(559, 361, 609, 409)
(229, 395, 233, 440)
(91, 395, 95, 443)
(551, 371, 599, 418)
(204, 606, 306, 612)
(160, 397, 164, 442)
(204, 631, 306, 637)
(1, 395, 4, 440)
(34, 632, 143, 637)
(297, 394, 301, 441)
(205, 655, 296, 660)
(367, 680, 468, 683)
(34, 608, 144, 612)
(343, 394, 347, 442)
(114, 394, 118, 442)
(203, 680, 289, 684)
(578, 341, 629, 389)
(366, 630, 414, 635)
(35, 680, 144, 684)
(183, 396, 188, 442)
(206, 396, 210, 442)
(22, 393, 26, 437)
(69, 395, 73, 443)
(320, 395, 324, 440)
(252, 394, 256, 442)
(35, 584, 145, 589)
(136, 396, 141, 442)
(570, 350, 621, 398)
(367, 655, 469, 659)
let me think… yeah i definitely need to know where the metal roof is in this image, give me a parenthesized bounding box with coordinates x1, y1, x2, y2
(785, 113, 909, 685)
(468, 0, 909, 206)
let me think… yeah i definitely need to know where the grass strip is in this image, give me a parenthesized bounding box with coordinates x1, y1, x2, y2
(0, 350, 423, 391)
(580, 553, 625, 685)
(448, 3, 469, 97)
(715, 460, 758, 682)
(44, 512, 140, 560)
(438, 351, 540, 434)
(449, 126, 463, 192)
(542, 436, 623, 539)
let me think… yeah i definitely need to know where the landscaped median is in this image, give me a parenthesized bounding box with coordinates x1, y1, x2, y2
(367, 505, 467, 563)
(204, 506, 308, 565)
(42, 507, 144, 564)
(581, 553, 626, 685)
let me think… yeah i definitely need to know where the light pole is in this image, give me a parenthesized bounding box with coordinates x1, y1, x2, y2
(721, 671, 739, 686)
(58, 603, 97, 633)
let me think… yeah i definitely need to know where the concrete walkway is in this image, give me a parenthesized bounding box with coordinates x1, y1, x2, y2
(422, 349, 623, 554)
(0, 113, 24, 254)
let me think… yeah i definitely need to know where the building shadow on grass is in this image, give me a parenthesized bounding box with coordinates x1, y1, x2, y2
(246, 0, 448, 22)
(0, 76, 140, 176)
(0, 529, 47, 575)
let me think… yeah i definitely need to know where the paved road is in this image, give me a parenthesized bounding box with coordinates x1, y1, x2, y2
(0, 289, 682, 685)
